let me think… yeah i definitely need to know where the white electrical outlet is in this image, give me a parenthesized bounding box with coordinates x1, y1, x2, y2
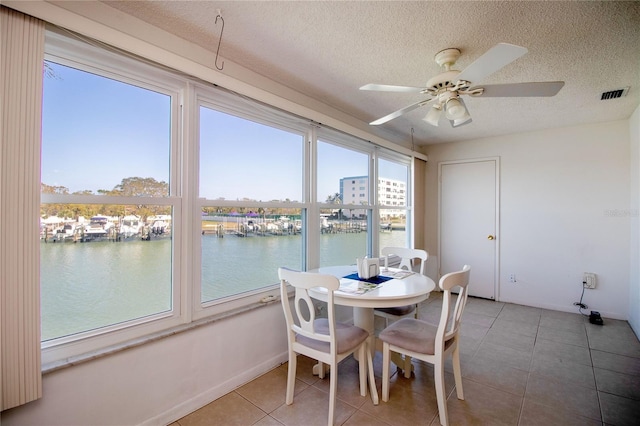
(583, 272, 596, 289)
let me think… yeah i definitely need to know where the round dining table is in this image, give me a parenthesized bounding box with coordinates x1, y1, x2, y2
(308, 264, 437, 361)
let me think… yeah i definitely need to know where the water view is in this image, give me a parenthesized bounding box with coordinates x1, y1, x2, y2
(41, 228, 406, 341)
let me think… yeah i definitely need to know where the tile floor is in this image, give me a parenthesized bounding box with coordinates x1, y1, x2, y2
(172, 293, 640, 425)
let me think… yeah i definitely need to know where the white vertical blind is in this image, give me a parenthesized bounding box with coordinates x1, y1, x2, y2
(1, 5, 44, 410)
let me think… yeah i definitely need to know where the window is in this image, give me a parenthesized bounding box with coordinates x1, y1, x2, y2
(41, 60, 178, 343)
(39, 29, 415, 363)
(378, 156, 410, 248)
(317, 139, 370, 266)
(198, 102, 305, 305)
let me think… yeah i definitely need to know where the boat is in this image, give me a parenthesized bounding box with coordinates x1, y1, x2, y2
(119, 215, 143, 239)
(50, 222, 83, 242)
(82, 215, 115, 241)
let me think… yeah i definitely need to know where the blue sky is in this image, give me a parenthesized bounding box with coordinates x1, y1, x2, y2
(43, 61, 406, 201)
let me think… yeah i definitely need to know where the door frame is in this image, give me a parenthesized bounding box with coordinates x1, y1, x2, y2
(437, 157, 501, 300)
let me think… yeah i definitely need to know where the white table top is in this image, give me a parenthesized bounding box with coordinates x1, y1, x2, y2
(308, 265, 436, 308)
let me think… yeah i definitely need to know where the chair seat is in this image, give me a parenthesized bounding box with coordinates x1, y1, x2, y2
(374, 305, 415, 316)
(379, 318, 449, 355)
(296, 318, 368, 353)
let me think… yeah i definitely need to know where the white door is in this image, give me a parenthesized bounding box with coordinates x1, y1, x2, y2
(439, 159, 498, 299)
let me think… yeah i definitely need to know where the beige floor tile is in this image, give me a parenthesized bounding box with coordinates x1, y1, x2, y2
(599, 391, 640, 426)
(177, 392, 267, 426)
(591, 349, 640, 376)
(462, 355, 529, 396)
(473, 341, 532, 371)
(537, 324, 588, 347)
(587, 329, 640, 358)
(432, 378, 522, 426)
(518, 399, 601, 426)
(253, 415, 286, 426)
(533, 338, 592, 366)
(539, 312, 587, 333)
(457, 334, 482, 357)
(391, 360, 456, 399)
(359, 380, 440, 426)
(460, 311, 496, 328)
(484, 328, 536, 353)
(594, 367, 640, 400)
(342, 409, 393, 426)
(524, 373, 600, 421)
(311, 357, 371, 408)
(270, 385, 356, 426)
(497, 304, 542, 325)
(236, 365, 296, 413)
(491, 317, 539, 337)
(460, 321, 491, 341)
(293, 354, 323, 386)
(530, 354, 595, 389)
(464, 297, 504, 318)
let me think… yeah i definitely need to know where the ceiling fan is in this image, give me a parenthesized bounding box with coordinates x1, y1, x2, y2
(360, 43, 564, 128)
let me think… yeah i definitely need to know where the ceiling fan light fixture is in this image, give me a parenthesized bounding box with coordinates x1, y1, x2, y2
(423, 105, 442, 126)
(452, 114, 472, 127)
(445, 97, 466, 120)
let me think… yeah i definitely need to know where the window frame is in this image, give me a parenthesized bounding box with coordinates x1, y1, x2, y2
(41, 30, 186, 364)
(191, 84, 312, 319)
(40, 28, 416, 366)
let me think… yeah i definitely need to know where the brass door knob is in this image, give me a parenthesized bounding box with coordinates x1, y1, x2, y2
(487, 235, 495, 240)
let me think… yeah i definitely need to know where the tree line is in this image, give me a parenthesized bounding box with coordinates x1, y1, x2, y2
(41, 177, 341, 220)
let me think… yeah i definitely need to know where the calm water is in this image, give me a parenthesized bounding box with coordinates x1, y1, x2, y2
(41, 230, 406, 340)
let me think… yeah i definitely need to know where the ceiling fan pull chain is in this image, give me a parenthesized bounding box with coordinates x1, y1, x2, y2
(214, 10, 225, 71)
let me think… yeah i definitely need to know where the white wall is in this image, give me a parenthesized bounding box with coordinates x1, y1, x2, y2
(425, 121, 631, 319)
(1, 302, 288, 425)
(629, 104, 640, 336)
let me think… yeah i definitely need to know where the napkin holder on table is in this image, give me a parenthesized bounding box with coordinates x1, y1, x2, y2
(356, 257, 380, 279)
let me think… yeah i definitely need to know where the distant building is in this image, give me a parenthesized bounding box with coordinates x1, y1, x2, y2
(339, 176, 406, 219)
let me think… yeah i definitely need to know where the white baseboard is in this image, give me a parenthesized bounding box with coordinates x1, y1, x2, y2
(140, 351, 289, 426)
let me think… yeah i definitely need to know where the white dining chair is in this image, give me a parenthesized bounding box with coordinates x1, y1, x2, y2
(375, 247, 428, 377)
(278, 267, 377, 426)
(379, 265, 471, 426)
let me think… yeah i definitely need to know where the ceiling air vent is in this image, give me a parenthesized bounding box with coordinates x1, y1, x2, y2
(600, 86, 630, 100)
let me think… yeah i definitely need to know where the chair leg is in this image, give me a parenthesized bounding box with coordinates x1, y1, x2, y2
(328, 362, 337, 426)
(358, 345, 367, 396)
(366, 343, 379, 405)
(434, 360, 448, 426)
(402, 304, 418, 378)
(452, 344, 464, 400)
(403, 355, 413, 378)
(382, 342, 391, 402)
(286, 351, 297, 405)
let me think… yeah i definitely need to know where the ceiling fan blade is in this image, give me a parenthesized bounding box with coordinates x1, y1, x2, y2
(471, 81, 565, 97)
(360, 83, 424, 93)
(370, 98, 434, 125)
(456, 43, 528, 84)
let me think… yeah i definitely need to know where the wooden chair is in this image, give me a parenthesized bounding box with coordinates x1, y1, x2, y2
(379, 265, 471, 426)
(278, 267, 377, 426)
(375, 247, 428, 377)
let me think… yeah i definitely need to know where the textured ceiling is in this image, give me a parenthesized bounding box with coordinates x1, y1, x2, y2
(101, 1, 640, 146)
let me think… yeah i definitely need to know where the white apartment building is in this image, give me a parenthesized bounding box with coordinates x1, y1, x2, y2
(339, 176, 406, 219)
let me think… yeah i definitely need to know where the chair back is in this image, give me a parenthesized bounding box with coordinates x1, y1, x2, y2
(437, 265, 471, 346)
(278, 267, 339, 350)
(381, 247, 428, 275)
